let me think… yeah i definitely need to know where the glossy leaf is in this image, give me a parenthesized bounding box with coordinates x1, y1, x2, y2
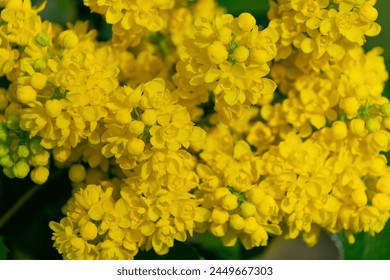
(339, 220, 390, 259)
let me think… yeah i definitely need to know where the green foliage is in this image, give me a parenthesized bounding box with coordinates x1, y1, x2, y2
(339, 220, 390, 259)
(383, 58, 390, 100)
(33, 0, 77, 27)
(217, 0, 269, 27)
(0, 236, 8, 259)
(191, 232, 241, 260)
(217, 0, 269, 16)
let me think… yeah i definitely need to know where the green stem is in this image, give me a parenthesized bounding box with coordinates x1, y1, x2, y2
(0, 168, 66, 230)
(0, 184, 41, 230)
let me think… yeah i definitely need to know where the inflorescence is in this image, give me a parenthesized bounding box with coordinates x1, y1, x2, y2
(0, 0, 389, 259)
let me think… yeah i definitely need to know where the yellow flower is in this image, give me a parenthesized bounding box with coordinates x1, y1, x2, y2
(16, 86, 37, 104)
(268, 0, 382, 71)
(139, 78, 174, 110)
(49, 217, 97, 259)
(1, 0, 46, 45)
(149, 105, 205, 151)
(207, 41, 228, 64)
(0, 31, 19, 76)
(176, 12, 278, 123)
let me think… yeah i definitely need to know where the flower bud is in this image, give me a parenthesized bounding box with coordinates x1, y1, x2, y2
(45, 99, 63, 118)
(366, 118, 381, 132)
(33, 59, 47, 71)
(30, 166, 50, 184)
(243, 217, 258, 234)
(80, 221, 98, 240)
(29, 138, 44, 155)
(17, 145, 30, 158)
(30, 150, 50, 166)
(35, 32, 51, 47)
(115, 109, 131, 125)
(372, 193, 390, 211)
(52, 147, 71, 162)
(13, 160, 30, 179)
(3, 167, 15, 178)
(128, 120, 145, 135)
(229, 214, 245, 230)
(59, 31, 79, 49)
(233, 46, 249, 62)
(331, 121, 348, 140)
(0, 154, 14, 168)
(380, 103, 390, 117)
(207, 41, 228, 64)
(351, 189, 367, 207)
(240, 202, 256, 217)
(0, 144, 9, 157)
(0, 124, 8, 142)
(141, 109, 157, 126)
(238, 13, 256, 31)
(350, 118, 366, 136)
(194, 207, 211, 223)
(340, 97, 360, 118)
(69, 164, 86, 183)
(211, 208, 229, 224)
(127, 138, 145, 156)
(221, 193, 238, 210)
(30, 73, 47, 90)
(16, 86, 37, 104)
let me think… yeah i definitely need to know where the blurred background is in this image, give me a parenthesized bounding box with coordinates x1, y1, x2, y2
(0, 0, 390, 260)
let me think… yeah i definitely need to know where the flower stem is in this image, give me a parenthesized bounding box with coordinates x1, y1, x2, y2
(0, 184, 41, 230)
(0, 169, 66, 230)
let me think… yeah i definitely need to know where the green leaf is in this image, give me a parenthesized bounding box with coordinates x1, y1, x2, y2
(217, 0, 269, 16)
(217, 0, 270, 29)
(382, 57, 390, 100)
(339, 219, 390, 259)
(0, 236, 8, 260)
(191, 232, 242, 260)
(33, 0, 77, 27)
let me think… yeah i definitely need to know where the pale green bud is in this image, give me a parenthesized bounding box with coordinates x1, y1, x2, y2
(17, 145, 30, 158)
(13, 160, 30, 179)
(0, 154, 14, 168)
(0, 144, 9, 157)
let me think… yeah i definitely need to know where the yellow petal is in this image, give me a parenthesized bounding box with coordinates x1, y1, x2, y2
(106, 5, 123, 24)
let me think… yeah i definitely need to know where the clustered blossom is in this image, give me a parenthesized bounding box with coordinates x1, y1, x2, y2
(0, 0, 389, 260)
(174, 12, 278, 124)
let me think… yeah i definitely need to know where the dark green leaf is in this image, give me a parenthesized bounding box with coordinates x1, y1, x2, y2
(218, 0, 269, 16)
(339, 219, 390, 259)
(191, 232, 241, 260)
(383, 57, 390, 100)
(33, 0, 77, 27)
(0, 236, 8, 260)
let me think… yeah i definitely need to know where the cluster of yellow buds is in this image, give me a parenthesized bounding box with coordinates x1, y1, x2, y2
(0, 0, 389, 259)
(175, 12, 278, 124)
(268, 0, 381, 70)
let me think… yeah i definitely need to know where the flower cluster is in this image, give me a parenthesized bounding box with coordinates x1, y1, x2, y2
(174, 12, 278, 124)
(265, 0, 390, 244)
(268, 0, 381, 70)
(0, 0, 389, 260)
